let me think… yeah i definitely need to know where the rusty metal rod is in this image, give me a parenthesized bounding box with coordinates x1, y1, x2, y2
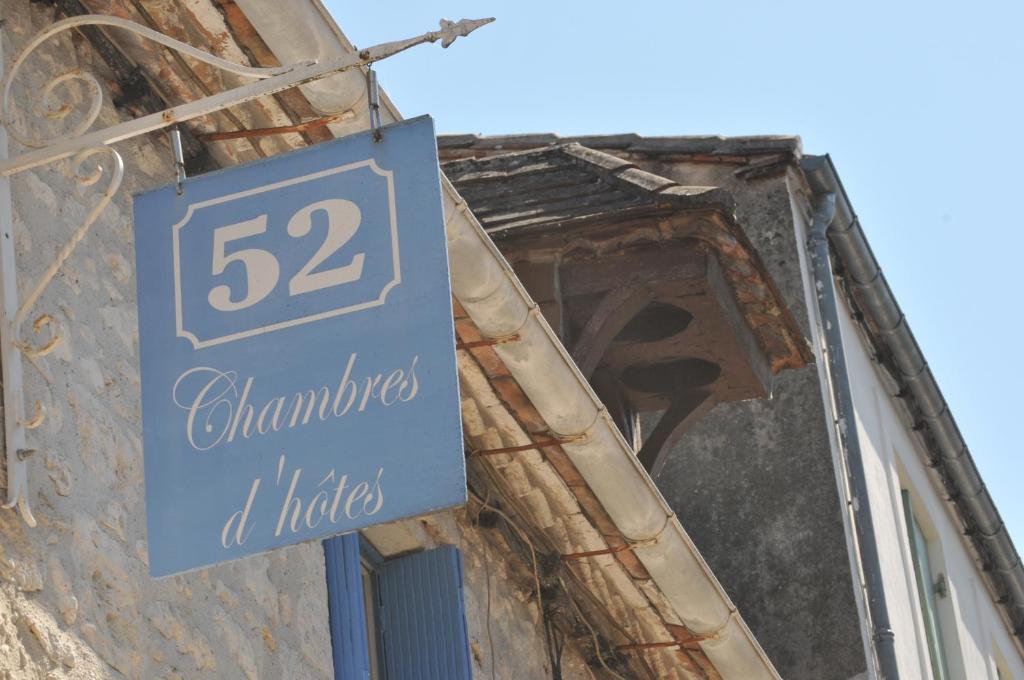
(468, 439, 567, 458)
(615, 630, 712, 653)
(560, 544, 634, 560)
(615, 641, 682, 652)
(455, 333, 520, 350)
(195, 113, 345, 142)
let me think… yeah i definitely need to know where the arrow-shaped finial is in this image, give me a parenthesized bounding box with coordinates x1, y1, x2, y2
(437, 17, 496, 48)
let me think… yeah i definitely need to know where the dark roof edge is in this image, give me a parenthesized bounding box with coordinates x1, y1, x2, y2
(441, 142, 737, 222)
(801, 154, 1024, 652)
(439, 133, 803, 157)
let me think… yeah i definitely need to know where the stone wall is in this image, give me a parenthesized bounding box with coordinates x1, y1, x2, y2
(0, 3, 589, 678)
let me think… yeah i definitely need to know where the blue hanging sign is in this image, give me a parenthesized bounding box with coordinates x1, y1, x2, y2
(133, 116, 464, 577)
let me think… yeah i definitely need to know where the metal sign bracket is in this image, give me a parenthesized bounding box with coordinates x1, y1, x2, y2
(0, 13, 492, 526)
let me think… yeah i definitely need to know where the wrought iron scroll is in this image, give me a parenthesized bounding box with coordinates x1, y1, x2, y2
(0, 13, 493, 526)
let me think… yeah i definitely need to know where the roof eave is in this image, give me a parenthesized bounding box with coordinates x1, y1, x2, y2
(439, 132, 804, 159)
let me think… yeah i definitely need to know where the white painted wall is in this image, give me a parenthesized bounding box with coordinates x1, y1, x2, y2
(835, 286, 1024, 680)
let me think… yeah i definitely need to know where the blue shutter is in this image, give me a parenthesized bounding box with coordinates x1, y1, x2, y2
(377, 545, 473, 680)
(324, 534, 370, 680)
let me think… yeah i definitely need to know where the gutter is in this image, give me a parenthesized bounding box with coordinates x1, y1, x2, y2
(802, 155, 1024, 656)
(233, 1, 782, 676)
(806, 192, 900, 680)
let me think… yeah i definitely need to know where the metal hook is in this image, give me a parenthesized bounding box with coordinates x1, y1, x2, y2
(169, 126, 186, 194)
(366, 66, 382, 142)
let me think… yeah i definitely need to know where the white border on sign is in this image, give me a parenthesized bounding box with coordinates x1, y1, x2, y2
(172, 159, 401, 350)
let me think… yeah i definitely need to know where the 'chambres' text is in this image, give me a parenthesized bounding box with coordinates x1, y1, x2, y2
(172, 352, 419, 452)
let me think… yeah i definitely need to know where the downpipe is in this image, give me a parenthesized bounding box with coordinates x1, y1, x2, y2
(807, 193, 900, 680)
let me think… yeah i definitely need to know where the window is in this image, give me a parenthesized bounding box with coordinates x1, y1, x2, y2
(324, 534, 473, 680)
(902, 489, 952, 680)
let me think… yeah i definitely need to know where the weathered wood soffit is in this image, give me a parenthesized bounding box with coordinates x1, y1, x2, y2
(442, 145, 811, 474)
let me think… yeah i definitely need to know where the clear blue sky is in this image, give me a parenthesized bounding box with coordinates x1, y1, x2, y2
(325, 1, 1023, 547)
